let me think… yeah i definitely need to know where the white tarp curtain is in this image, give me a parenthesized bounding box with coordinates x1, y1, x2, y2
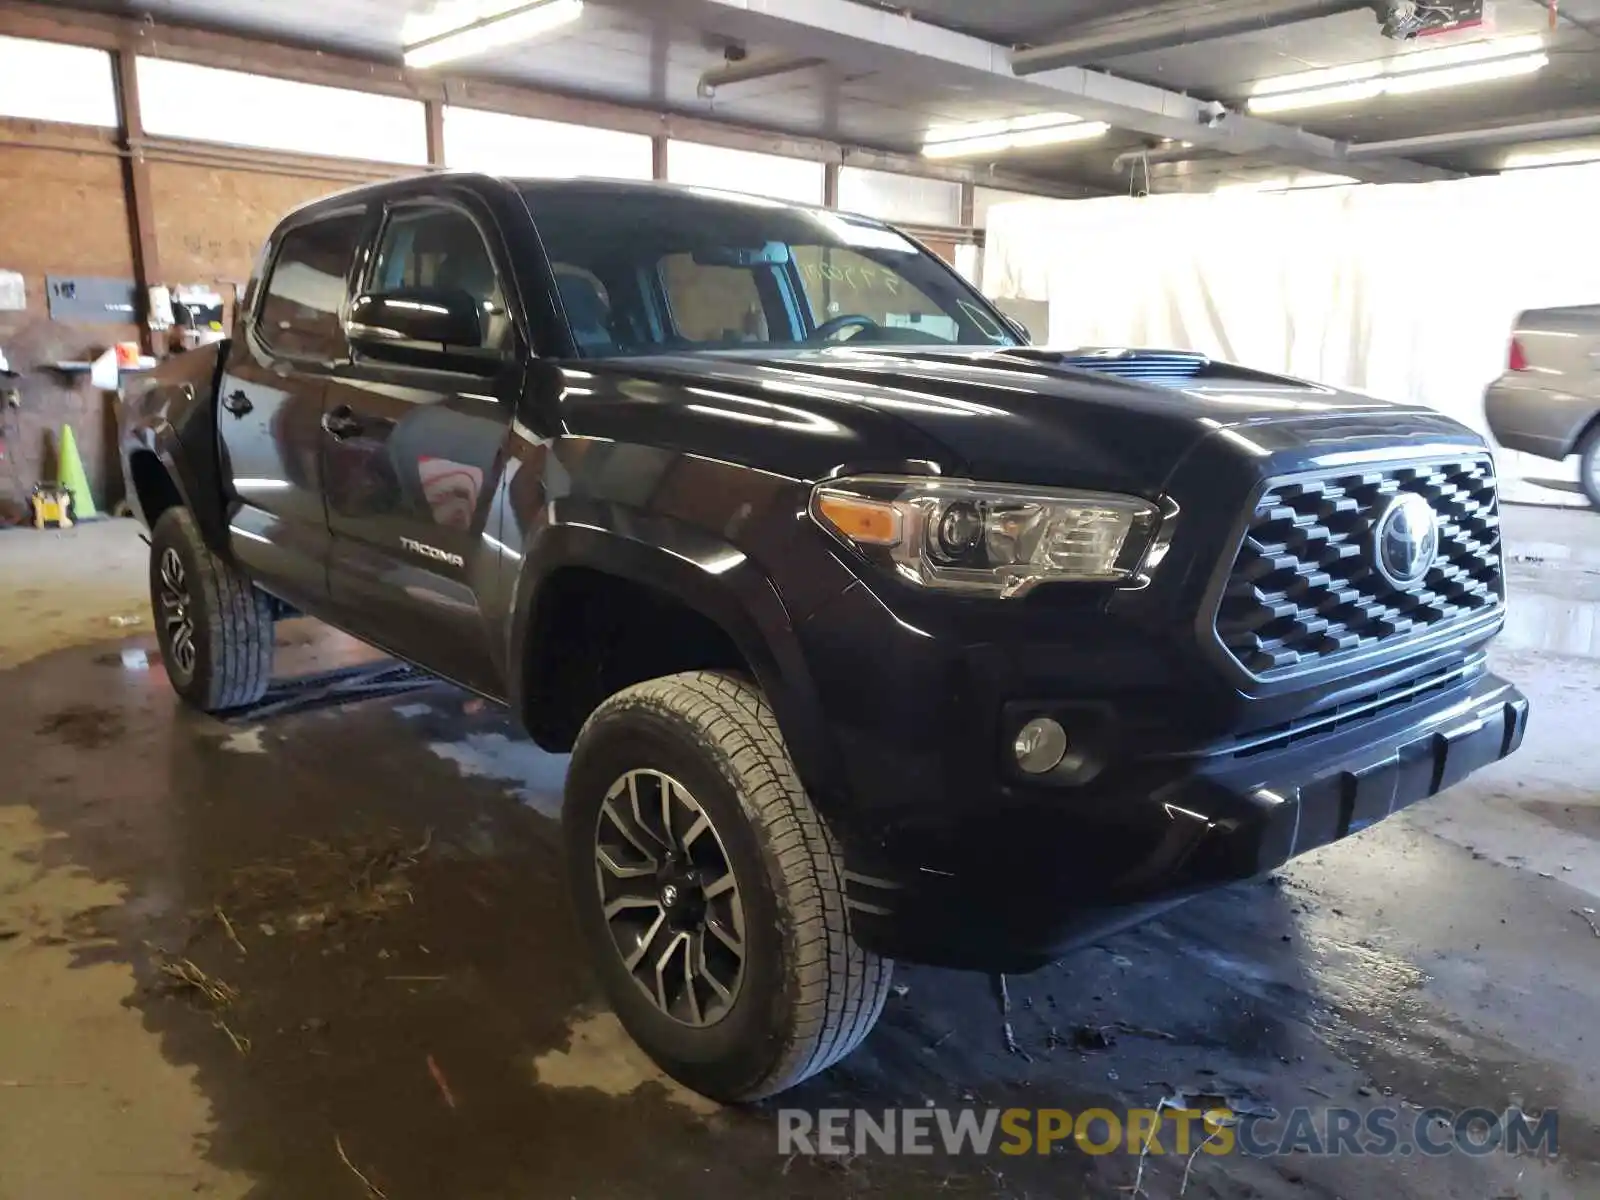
(982, 166, 1600, 503)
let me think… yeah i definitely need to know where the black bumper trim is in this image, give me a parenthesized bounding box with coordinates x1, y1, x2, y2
(842, 674, 1529, 973)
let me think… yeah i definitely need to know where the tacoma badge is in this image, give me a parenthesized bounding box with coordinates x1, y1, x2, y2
(400, 536, 465, 568)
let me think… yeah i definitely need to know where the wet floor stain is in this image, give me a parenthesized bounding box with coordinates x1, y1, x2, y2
(1502, 517, 1600, 660)
(1520, 799, 1600, 841)
(35, 703, 126, 749)
(1501, 591, 1600, 658)
(0, 622, 1596, 1199)
(529, 1010, 723, 1117)
(425, 731, 568, 820)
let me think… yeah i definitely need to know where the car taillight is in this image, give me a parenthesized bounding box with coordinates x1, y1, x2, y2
(1508, 338, 1529, 372)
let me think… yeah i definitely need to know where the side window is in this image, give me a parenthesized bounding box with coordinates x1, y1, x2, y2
(371, 205, 512, 353)
(793, 245, 958, 342)
(659, 253, 769, 344)
(257, 211, 366, 359)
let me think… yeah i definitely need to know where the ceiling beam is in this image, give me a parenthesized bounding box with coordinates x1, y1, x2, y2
(1346, 113, 1600, 157)
(695, 0, 1454, 184)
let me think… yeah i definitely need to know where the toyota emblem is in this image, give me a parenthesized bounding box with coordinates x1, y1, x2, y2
(1373, 493, 1440, 589)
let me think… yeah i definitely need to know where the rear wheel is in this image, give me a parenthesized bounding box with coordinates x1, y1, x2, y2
(563, 671, 891, 1103)
(1579, 428, 1600, 510)
(149, 507, 275, 712)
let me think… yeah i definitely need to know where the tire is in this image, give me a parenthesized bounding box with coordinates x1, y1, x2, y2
(1579, 427, 1600, 510)
(149, 506, 275, 712)
(563, 670, 892, 1103)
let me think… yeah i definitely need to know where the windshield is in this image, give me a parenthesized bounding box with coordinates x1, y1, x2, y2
(521, 185, 1020, 358)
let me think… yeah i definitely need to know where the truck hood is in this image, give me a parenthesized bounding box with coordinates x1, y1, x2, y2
(580, 346, 1426, 496)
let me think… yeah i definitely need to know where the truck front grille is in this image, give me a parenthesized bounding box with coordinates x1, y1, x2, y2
(1215, 456, 1503, 675)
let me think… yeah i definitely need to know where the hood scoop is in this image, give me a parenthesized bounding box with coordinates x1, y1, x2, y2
(1007, 347, 1212, 385)
(996, 346, 1325, 392)
(1059, 349, 1211, 383)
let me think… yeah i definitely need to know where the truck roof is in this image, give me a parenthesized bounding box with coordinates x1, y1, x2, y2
(282, 172, 881, 230)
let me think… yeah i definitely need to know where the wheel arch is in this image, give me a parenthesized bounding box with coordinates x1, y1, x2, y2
(120, 342, 233, 554)
(1567, 407, 1600, 459)
(127, 448, 185, 528)
(507, 519, 845, 805)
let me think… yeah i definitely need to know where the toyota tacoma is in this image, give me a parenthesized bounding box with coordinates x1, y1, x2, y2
(121, 175, 1528, 1103)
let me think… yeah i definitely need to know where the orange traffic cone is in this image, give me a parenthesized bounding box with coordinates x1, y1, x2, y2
(57, 424, 98, 519)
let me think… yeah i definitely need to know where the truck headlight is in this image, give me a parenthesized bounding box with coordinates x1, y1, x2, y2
(811, 475, 1166, 598)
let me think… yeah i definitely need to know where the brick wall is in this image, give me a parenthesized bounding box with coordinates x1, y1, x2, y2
(150, 161, 353, 285)
(0, 121, 136, 519)
(0, 120, 374, 520)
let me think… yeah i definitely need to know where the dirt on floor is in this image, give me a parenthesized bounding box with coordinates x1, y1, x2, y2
(1, 510, 1598, 1200)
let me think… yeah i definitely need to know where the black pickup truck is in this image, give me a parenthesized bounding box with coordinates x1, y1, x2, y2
(121, 174, 1528, 1103)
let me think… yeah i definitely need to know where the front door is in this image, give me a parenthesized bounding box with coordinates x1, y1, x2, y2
(217, 206, 369, 609)
(322, 197, 521, 695)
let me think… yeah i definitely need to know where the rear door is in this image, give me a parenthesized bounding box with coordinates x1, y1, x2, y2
(218, 206, 370, 609)
(321, 193, 522, 695)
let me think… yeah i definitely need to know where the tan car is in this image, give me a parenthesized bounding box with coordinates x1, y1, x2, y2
(1486, 304, 1600, 508)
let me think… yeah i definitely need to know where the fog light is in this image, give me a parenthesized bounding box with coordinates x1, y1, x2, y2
(1014, 717, 1068, 775)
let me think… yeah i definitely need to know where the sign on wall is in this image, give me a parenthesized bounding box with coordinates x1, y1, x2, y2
(46, 277, 139, 324)
(0, 270, 23, 312)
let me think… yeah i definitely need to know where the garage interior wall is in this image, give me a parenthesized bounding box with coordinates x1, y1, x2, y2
(0, 36, 133, 515)
(0, 119, 138, 513)
(0, 20, 1014, 518)
(983, 172, 1600, 505)
(0, 38, 415, 515)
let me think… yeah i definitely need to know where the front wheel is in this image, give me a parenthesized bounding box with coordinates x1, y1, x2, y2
(149, 507, 275, 712)
(563, 671, 892, 1103)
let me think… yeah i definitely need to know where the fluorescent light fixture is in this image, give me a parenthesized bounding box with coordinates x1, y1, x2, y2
(1252, 61, 1381, 98)
(1384, 53, 1547, 94)
(1249, 34, 1547, 113)
(922, 113, 1109, 159)
(923, 122, 1109, 158)
(1249, 79, 1385, 114)
(1385, 32, 1544, 73)
(1504, 146, 1600, 170)
(924, 111, 1080, 144)
(404, 0, 581, 68)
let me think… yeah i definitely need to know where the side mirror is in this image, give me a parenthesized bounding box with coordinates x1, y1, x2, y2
(346, 287, 485, 353)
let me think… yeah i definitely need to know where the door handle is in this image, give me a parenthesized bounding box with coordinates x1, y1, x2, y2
(321, 406, 365, 439)
(221, 389, 253, 416)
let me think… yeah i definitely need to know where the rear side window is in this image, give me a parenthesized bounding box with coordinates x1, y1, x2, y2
(257, 211, 365, 359)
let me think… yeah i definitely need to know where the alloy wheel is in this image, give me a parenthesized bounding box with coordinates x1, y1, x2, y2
(158, 546, 197, 678)
(593, 768, 747, 1027)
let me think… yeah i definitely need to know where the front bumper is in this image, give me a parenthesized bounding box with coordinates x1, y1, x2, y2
(835, 667, 1527, 972)
(778, 422, 1525, 973)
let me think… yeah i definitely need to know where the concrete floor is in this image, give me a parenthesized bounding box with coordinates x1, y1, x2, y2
(0, 507, 1596, 1200)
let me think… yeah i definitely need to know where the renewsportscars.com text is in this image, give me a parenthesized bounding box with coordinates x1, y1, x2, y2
(777, 1105, 1558, 1160)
